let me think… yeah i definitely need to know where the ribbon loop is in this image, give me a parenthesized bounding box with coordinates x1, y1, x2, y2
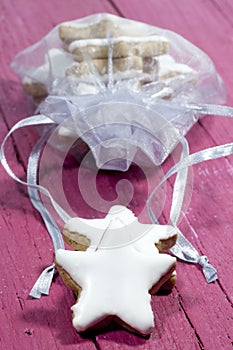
(0, 115, 69, 298)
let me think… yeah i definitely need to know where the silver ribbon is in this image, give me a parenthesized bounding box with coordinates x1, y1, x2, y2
(1, 103, 233, 293)
(27, 128, 65, 297)
(147, 103, 233, 282)
(29, 264, 55, 298)
(0, 115, 71, 223)
(147, 136, 218, 282)
(0, 115, 70, 297)
(167, 135, 218, 283)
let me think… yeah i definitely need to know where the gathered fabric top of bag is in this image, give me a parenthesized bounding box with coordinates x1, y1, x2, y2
(11, 13, 226, 170)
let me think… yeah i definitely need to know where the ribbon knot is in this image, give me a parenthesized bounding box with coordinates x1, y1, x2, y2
(197, 255, 208, 267)
(197, 256, 218, 283)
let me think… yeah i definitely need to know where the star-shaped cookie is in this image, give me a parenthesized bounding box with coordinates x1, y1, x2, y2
(55, 205, 177, 335)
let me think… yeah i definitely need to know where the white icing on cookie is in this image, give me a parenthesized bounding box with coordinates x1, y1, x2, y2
(74, 82, 100, 95)
(23, 48, 74, 84)
(64, 205, 176, 249)
(69, 35, 168, 52)
(56, 206, 177, 334)
(158, 54, 195, 79)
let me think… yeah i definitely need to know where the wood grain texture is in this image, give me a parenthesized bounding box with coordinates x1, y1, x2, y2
(0, 1, 115, 349)
(0, 0, 233, 349)
(105, 1, 233, 349)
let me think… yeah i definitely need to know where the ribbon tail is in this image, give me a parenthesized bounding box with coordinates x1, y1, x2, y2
(26, 131, 66, 298)
(29, 264, 55, 299)
(198, 256, 218, 283)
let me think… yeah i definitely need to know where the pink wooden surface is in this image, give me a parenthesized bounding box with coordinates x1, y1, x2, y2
(0, 0, 233, 349)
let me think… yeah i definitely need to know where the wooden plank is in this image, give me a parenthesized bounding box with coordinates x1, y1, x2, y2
(94, 0, 233, 349)
(0, 109, 96, 350)
(112, 0, 233, 284)
(0, 1, 119, 350)
(0, 94, 98, 350)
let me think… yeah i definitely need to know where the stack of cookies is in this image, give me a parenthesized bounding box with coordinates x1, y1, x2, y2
(22, 15, 196, 105)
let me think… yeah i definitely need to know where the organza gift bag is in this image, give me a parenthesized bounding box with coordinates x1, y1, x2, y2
(11, 13, 225, 170)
